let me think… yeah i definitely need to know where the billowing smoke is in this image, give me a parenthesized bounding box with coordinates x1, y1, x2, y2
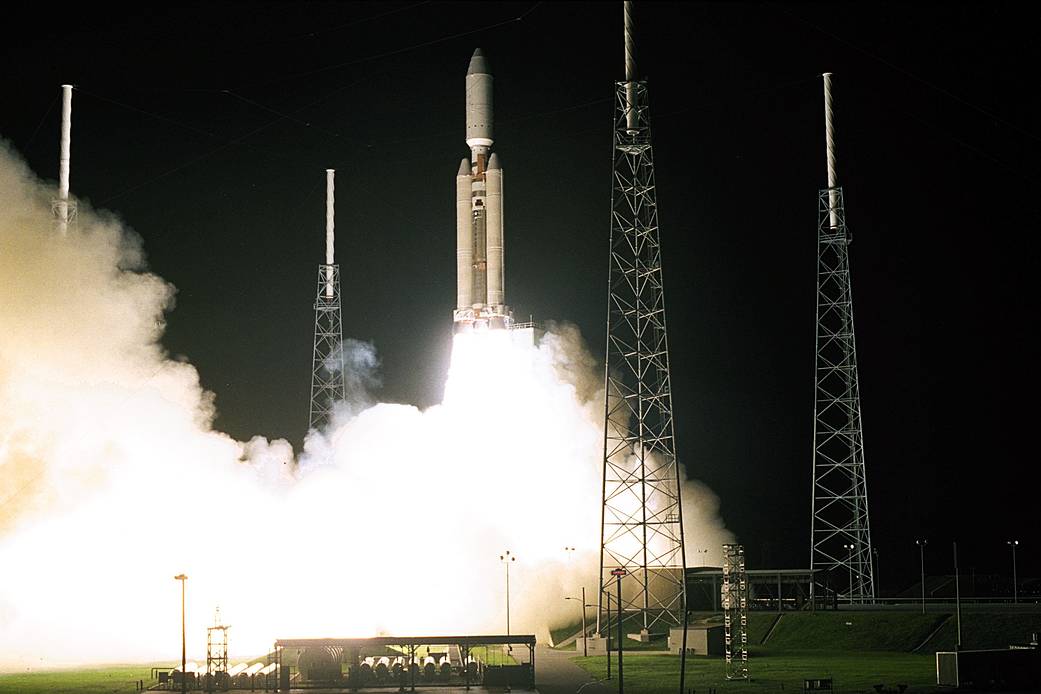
(0, 142, 731, 670)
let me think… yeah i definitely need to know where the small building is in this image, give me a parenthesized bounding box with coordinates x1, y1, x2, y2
(668, 624, 724, 656)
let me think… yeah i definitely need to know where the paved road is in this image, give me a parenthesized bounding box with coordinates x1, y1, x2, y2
(534, 646, 612, 694)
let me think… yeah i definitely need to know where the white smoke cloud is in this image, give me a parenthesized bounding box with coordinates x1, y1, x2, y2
(0, 142, 731, 670)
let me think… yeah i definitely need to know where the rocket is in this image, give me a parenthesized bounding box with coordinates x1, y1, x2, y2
(454, 49, 510, 331)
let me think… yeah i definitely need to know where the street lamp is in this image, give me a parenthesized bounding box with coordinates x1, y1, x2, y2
(174, 574, 188, 694)
(916, 540, 927, 614)
(843, 543, 855, 604)
(500, 551, 516, 636)
(564, 546, 575, 564)
(564, 587, 589, 657)
(1007, 540, 1019, 604)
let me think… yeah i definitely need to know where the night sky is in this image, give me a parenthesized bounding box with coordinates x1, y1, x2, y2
(3, 2, 1039, 593)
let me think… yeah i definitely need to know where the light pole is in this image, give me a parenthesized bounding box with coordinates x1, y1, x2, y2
(564, 546, 575, 564)
(843, 543, 855, 604)
(1007, 540, 1019, 604)
(953, 542, 962, 650)
(174, 574, 187, 694)
(564, 587, 589, 657)
(873, 547, 880, 601)
(916, 540, 927, 614)
(500, 551, 515, 636)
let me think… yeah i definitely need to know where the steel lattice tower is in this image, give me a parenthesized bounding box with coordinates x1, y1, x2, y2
(597, 1, 686, 639)
(722, 544, 749, 680)
(809, 74, 874, 605)
(308, 170, 345, 432)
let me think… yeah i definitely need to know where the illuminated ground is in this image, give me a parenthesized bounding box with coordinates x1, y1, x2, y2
(573, 651, 937, 693)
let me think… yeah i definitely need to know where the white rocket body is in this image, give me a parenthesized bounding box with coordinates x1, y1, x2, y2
(454, 49, 510, 331)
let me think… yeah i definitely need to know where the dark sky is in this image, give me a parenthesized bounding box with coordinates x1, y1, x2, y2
(3, 2, 1039, 593)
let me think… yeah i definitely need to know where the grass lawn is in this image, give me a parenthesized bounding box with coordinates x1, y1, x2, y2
(468, 645, 518, 666)
(0, 664, 169, 693)
(764, 612, 947, 651)
(573, 651, 938, 694)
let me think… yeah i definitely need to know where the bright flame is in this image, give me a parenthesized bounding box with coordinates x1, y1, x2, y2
(0, 142, 731, 670)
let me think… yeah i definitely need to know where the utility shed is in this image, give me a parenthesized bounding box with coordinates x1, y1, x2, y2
(669, 625, 725, 655)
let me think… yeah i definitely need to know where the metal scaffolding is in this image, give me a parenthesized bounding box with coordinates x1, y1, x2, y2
(308, 263, 345, 432)
(809, 72, 874, 606)
(206, 613, 229, 676)
(597, 6, 686, 638)
(722, 544, 748, 680)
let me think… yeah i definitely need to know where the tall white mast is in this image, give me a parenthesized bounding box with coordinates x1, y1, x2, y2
(325, 169, 335, 298)
(56, 84, 73, 235)
(823, 73, 840, 229)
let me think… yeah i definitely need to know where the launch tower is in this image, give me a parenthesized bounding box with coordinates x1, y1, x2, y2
(809, 74, 875, 604)
(597, 1, 687, 639)
(308, 170, 346, 432)
(454, 49, 511, 331)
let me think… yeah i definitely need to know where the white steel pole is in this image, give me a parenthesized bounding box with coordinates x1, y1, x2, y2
(57, 84, 73, 235)
(822, 73, 840, 230)
(325, 169, 335, 298)
(623, 1, 637, 132)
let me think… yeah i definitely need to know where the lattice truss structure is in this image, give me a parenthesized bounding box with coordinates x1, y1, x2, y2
(51, 198, 77, 230)
(598, 79, 686, 637)
(810, 187, 875, 604)
(207, 624, 229, 675)
(308, 264, 346, 432)
(722, 543, 749, 680)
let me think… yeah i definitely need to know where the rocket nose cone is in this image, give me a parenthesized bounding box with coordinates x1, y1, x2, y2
(457, 158, 472, 176)
(467, 48, 490, 76)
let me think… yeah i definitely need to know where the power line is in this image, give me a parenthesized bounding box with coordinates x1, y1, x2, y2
(23, 93, 59, 150)
(767, 2, 1041, 145)
(235, 2, 542, 88)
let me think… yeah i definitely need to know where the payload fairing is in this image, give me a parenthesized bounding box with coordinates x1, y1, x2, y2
(454, 49, 511, 331)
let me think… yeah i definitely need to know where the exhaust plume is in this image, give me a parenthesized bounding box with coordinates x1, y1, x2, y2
(0, 142, 731, 670)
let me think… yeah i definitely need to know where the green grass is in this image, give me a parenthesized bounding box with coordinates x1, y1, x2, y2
(468, 645, 518, 666)
(924, 611, 1041, 652)
(573, 651, 937, 694)
(0, 664, 170, 693)
(763, 611, 948, 651)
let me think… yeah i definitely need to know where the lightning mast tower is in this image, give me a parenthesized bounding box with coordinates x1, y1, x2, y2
(52, 84, 77, 234)
(598, 0, 686, 640)
(308, 169, 346, 432)
(809, 74, 875, 605)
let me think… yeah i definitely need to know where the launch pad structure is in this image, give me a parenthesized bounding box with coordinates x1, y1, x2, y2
(597, 0, 687, 643)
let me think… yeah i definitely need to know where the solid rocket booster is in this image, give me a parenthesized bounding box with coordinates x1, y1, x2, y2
(455, 49, 509, 330)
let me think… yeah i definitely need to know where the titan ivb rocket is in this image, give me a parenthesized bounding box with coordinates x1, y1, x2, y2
(454, 49, 511, 331)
